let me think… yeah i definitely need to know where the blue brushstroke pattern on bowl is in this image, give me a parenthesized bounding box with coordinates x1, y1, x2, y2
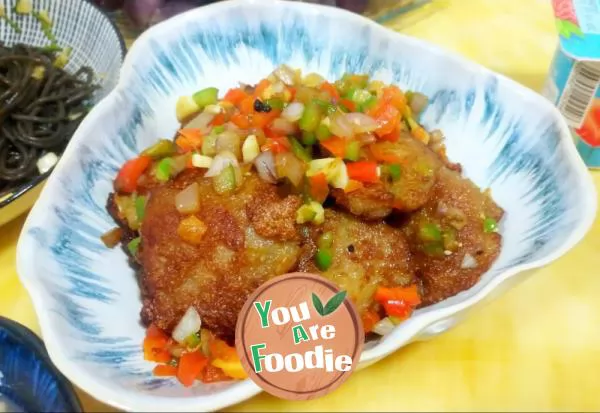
(15, 0, 596, 411)
(0, 317, 82, 412)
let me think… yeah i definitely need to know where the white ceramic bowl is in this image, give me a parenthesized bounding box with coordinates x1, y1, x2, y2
(16, 0, 597, 411)
(0, 0, 125, 227)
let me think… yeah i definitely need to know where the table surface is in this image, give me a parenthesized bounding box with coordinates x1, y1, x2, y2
(2, 0, 600, 411)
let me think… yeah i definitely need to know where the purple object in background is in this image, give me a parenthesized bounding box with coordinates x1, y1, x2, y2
(94, 0, 417, 29)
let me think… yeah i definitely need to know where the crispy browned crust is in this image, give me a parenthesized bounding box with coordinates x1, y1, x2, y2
(401, 167, 504, 306)
(137, 170, 303, 343)
(333, 136, 443, 220)
(331, 183, 394, 220)
(297, 209, 417, 314)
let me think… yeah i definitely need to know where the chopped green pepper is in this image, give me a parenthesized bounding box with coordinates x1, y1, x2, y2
(211, 125, 225, 135)
(213, 164, 237, 194)
(301, 131, 317, 146)
(135, 195, 147, 222)
(296, 205, 317, 223)
(202, 134, 218, 156)
(299, 100, 323, 132)
(184, 332, 201, 349)
(387, 164, 401, 181)
(336, 73, 369, 95)
(358, 95, 378, 112)
(315, 123, 332, 141)
(483, 217, 498, 233)
(315, 248, 333, 271)
(348, 88, 372, 104)
(155, 158, 173, 182)
(127, 237, 141, 256)
(317, 231, 334, 250)
(266, 97, 284, 110)
(141, 139, 176, 159)
(344, 141, 361, 162)
(192, 87, 218, 109)
(290, 137, 312, 162)
(418, 222, 442, 242)
(422, 242, 444, 257)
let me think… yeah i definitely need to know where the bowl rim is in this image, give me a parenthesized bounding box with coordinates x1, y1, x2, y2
(0, 316, 83, 413)
(16, 0, 598, 411)
(0, 0, 127, 210)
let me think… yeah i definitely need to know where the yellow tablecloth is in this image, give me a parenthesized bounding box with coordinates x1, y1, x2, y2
(2, 0, 600, 411)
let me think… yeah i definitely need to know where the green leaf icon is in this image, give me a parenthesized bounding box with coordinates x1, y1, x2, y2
(564, 20, 584, 38)
(323, 290, 347, 316)
(312, 293, 325, 316)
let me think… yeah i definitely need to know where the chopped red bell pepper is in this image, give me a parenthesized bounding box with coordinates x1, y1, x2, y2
(254, 79, 271, 98)
(114, 155, 152, 193)
(210, 113, 226, 126)
(346, 161, 379, 183)
(239, 96, 255, 115)
(370, 104, 400, 137)
(261, 136, 290, 154)
(252, 110, 280, 129)
(223, 88, 247, 105)
(320, 136, 346, 158)
(175, 128, 203, 152)
(153, 364, 178, 377)
(230, 113, 251, 129)
(320, 82, 340, 101)
(382, 86, 408, 111)
(177, 351, 209, 387)
(339, 98, 356, 112)
(374, 285, 421, 319)
(143, 324, 171, 363)
(309, 173, 329, 203)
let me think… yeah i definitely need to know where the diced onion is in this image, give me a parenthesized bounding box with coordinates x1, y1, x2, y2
(272, 81, 285, 94)
(254, 151, 278, 184)
(281, 102, 304, 122)
(191, 153, 213, 168)
(329, 110, 355, 138)
(372, 317, 395, 336)
(204, 104, 222, 115)
(270, 118, 297, 135)
(302, 73, 325, 88)
(176, 95, 200, 122)
(461, 253, 478, 269)
(216, 131, 241, 159)
(184, 111, 215, 134)
(275, 152, 305, 187)
(410, 92, 429, 115)
(242, 135, 260, 163)
(205, 151, 239, 177)
(172, 306, 202, 344)
(175, 182, 200, 214)
(345, 113, 378, 133)
(37, 152, 59, 174)
(272, 64, 298, 86)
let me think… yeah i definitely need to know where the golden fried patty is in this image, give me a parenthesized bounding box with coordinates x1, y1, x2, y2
(400, 167, 504, 305)
(298, 209, 417, 314)
(332, 136, 443, 220)
(137, 170, 303, 343)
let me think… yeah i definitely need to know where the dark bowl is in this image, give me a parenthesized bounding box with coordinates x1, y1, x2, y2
(0, 317, 82, 412)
